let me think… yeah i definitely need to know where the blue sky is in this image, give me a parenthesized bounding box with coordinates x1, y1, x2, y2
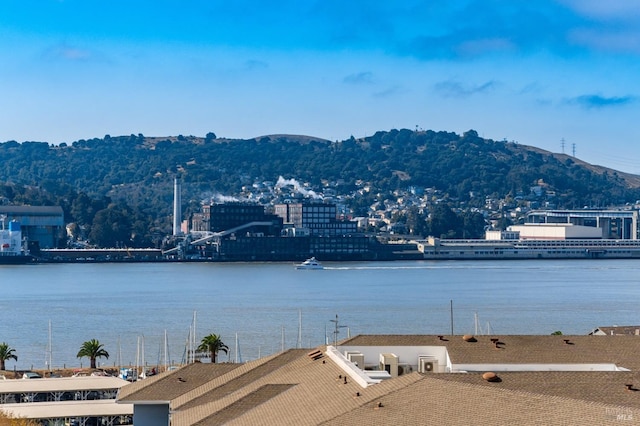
(1, 0, 640, 173)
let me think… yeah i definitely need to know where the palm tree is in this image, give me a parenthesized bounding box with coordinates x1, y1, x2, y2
(197, 334, 228, 363)
(77, 339, 109, 369)
(0, 342, 17, 371)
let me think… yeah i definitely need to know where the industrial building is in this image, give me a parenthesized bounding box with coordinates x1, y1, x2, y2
(527, 209, 639, 240)
(274, 202, 357, 236)
(0, 205, 64, 250)
(487, 223, 604, 240)
(191, 203, 282, 236)
(181, 202, 418, 261)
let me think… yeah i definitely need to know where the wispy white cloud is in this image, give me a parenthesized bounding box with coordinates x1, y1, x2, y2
(454, 38, 516, 57)
(41, 43, 93, 62)
(244, 59, 268, 71)
(560, 0, 640, 21)
(434, 80, 499, 98)
(343, 71, 374, 85)
(567, 94, 637, 108)
(569, 29, 640, 54)
(373, 85, 403, 98)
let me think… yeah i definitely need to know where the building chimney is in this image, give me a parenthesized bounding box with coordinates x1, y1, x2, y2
(173, 178, 182, 236)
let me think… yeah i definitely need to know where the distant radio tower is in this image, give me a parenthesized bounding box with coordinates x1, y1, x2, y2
(561, 138, 565, 154)
(572, 143, 576, 157)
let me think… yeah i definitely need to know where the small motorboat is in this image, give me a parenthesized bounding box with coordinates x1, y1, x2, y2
(295, 257, 324, 270)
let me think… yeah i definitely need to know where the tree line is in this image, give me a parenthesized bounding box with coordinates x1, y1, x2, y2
(0, 334, 229, 372)
(0, 129, 638, 247)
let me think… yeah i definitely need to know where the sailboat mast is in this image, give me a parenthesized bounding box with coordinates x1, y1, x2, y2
(474, 312, 479, 335)
(117, 337, 122, 371)
(47, 320, 52, 372)
(281, 326, 285, 352)
(136, 336, 140, 378)
(141, 335, 145, 378)
(192, 311, 197, 363)
(164, 330, 168, 371)
(297, 309, 302, 349)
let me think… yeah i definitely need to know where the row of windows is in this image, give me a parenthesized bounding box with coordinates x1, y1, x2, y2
(301, 223, 357, 230)
(303, 206, 336, 213)
(425, 249, 640, 256)
(518, 241, 640, 247)
(302, 218, 331, 224)
(303, 212, 335, 218)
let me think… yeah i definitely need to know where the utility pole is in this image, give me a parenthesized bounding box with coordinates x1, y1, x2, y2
(561, 138, 565, 154)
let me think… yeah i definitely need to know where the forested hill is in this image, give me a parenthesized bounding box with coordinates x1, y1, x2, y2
(0, 128, 639, 246)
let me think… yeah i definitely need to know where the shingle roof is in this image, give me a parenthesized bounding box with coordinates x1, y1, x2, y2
(322, 376, 639, 426)
(192, 384, 295, 425)
(341, 334, 640, 369)
(176, 348, 306, 411)
(117, 362, 241, 402)
(118, 335, 640, 425)
(434, 371, 640, 408)
(170, 349, 423, 426)
(591, 326, 640, 336)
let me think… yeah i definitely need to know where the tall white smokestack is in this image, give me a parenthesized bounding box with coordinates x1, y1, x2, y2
(173, 178, 182, 236)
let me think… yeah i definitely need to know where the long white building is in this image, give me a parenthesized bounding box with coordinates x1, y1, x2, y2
(526, 209, 638, 240)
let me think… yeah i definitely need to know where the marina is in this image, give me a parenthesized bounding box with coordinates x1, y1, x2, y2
(1, 259, 639, 370)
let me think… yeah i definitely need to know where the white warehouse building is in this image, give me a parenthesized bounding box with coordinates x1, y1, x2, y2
(487, 223, 603, 241)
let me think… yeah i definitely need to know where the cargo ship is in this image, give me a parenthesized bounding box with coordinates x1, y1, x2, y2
(0, 219, 33, 264)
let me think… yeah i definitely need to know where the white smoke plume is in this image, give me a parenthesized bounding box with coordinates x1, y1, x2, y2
(202, 192, 241, 204)
(275, 176, 321, 199)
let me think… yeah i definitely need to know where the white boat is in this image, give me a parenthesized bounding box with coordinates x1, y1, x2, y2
(295, 257, 323, 270)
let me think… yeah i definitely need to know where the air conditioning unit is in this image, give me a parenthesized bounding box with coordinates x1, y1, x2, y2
(347, 352, 365, 370)
(418, 357, 438, 373)
(398, 364, 413, 375)
(379, 353, 399, 378)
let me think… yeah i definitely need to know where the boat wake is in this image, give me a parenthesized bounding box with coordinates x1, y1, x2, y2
(324, 266, 440, 270)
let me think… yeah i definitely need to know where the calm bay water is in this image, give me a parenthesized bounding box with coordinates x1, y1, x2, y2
(0, 259, 639, 370)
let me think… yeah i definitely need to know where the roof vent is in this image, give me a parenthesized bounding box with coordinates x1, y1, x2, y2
(563, 339, 574, 345)
(626, 384, 638, 392)
(463, 335, 477, 342)
(482, 372, 501, 382)
(491, 339, 505, 349)
(307, 349, 324, 360)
